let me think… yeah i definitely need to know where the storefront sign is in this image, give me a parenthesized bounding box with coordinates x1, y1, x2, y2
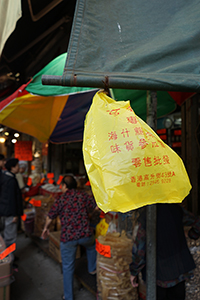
(15, 141, 32, 161)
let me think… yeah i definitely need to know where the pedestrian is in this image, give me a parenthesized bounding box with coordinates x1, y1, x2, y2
(42, 175, 97, 300)
(130, 203, 200, 300)
(0, 158, 23, 252)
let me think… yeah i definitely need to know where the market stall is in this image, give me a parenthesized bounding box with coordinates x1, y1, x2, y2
(42, 0, 200, 299)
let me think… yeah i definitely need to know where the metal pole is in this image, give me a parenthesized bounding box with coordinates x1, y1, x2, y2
(146, 91, 157, 300)
(41, 74, 195, 92)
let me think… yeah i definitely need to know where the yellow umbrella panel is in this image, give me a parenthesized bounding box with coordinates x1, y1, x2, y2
(0, 88, 68, 142)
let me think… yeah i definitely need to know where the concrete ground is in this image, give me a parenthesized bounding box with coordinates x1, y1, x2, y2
(10, 233, 96, 300)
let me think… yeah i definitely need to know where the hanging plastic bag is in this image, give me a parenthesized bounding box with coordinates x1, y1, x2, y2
(83, 91, 192, 213)
(95, 218, 109, 238)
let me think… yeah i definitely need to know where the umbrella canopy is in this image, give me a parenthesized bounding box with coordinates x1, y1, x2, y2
(0, 53, 98, 143)
(0, 53, 193, 143)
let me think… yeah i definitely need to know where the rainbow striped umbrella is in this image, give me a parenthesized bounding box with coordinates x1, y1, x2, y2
(0, 53, 98, 143)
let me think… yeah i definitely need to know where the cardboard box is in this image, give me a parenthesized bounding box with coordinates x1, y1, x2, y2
(49, 231, 81, 263)
(49, 231, 62, 263)
(0, 256, 12, 288)
(0, 236, 12, 300)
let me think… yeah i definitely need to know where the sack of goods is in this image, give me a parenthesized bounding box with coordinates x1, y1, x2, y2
(96, 231, 138, 300)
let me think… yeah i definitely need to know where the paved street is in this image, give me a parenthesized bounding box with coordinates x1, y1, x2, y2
(10, 233, 96, 300)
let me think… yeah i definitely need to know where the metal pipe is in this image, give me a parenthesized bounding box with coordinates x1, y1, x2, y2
(146, 91, 157, 300)
(41, 74, 196, 92)
(28, 0, 63, 22)
(42, 75, 63, 86)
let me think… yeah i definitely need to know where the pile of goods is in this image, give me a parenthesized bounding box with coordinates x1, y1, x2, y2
(31, 158, 43, 175)
(97, 231, 138, 300)
(40, 184, 61, 193)
(40, 184, 62, 198)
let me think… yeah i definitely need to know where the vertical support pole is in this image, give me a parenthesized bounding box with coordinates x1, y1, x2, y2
(181, 94, 199, 213)
(47, 142, 52, 172)
(146, 91, 157, 300)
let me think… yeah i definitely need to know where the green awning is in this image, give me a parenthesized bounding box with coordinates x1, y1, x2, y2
(43, 0, 200, 92)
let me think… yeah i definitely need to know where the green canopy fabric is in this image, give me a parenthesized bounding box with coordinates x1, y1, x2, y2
(43, 0, 200, 92)
(27, 53, 92, 96)
(111, 89, 176, 121)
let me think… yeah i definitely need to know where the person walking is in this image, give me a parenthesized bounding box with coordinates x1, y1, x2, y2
(0, 158, 23, 250)
(42, 175, 97, 300)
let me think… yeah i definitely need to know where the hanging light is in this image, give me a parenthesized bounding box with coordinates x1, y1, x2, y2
(14, 133, 20, 138)
(0, 137, 5, 143)
(11, 139, 17, 144)
(4, 132, 9, 136)
(34, 151, 40, 158)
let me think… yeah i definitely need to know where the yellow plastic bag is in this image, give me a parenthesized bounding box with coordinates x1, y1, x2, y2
(95, 218, 109, 238)
(83, 91, 192, 213)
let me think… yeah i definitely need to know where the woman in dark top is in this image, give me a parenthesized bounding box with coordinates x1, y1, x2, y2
(42, 175, 97, 300)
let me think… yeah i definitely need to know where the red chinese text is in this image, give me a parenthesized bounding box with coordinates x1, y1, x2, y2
(146, 132, 154, 140)
(154, 156, 162, 166)
(108, 131, 118, 141)
(139, 138, 148, 149)
(124, 141, 134, 151)
(127, 116, 138, 124)
(152, 141, 159, 148)
(163, 155, 170, 164)
(110, 144, 121, 153)
(130, 171, 175, 187)
(127, 106, 133, 112)
(132, 157, 142, 167)
(134, 127, 144, 135)
(121, 128, 130, 138)
(143, 157, 152, 167)
(106, 109, 120, 116)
